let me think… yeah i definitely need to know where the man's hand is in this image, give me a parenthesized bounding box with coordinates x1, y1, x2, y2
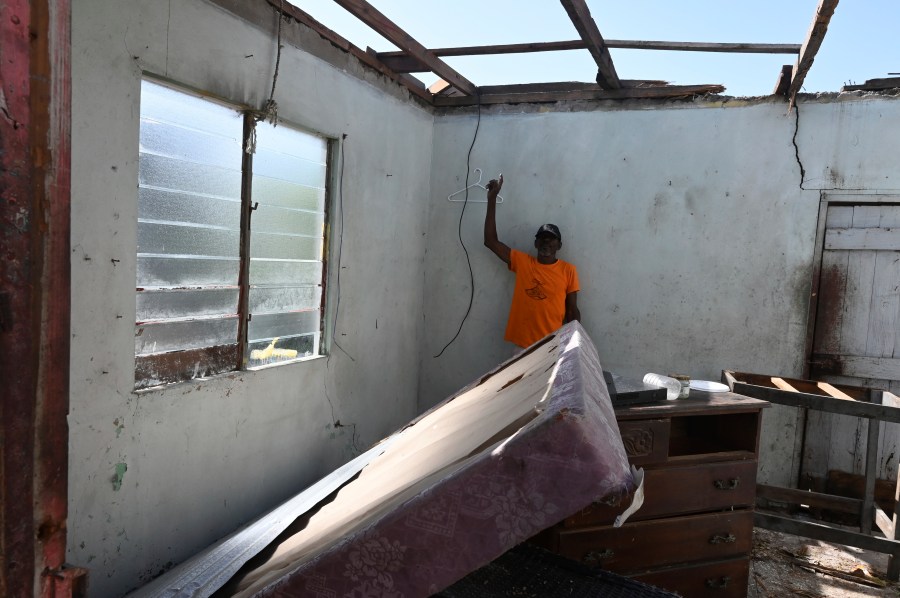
(483, 174, 510, 265)
(486, 174, 503, 201)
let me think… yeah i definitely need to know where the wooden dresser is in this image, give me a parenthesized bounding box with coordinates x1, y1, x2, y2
(533, 392, 768, 598)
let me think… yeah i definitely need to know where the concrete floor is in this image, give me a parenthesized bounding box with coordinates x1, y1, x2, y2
(749, 528, 900, 597)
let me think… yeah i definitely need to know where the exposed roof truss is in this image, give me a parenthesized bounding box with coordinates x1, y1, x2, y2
(276, 0, 840, 107)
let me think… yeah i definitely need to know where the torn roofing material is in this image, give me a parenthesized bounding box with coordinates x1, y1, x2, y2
(130, 321, 639, 598)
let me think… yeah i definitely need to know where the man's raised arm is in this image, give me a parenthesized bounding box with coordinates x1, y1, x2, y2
(483, 175, 511, 265)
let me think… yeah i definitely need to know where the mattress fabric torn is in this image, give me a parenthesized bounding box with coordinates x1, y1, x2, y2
(130, 321, 641, 598)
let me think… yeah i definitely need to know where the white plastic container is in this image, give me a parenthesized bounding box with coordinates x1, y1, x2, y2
(642, 373, 681, 400)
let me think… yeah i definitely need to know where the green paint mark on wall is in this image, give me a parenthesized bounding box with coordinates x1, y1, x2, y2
(112, 462, 127, 491)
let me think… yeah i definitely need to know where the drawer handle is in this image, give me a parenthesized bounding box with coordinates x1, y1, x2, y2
(709, 533, 736, 544)
(706, 576, 731, 589)
(583, 549, 615, 565)
(713, 477, 740, 490)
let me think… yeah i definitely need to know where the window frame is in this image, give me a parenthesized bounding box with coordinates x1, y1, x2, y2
(135, 78, 332, 390)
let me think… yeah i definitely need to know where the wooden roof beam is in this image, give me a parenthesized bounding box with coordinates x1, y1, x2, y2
(365, 47, 425, 90)
(788, 0, 840, 106)
(433, 83, 726, 107)
(267, 0, 432, 102)
(773, 64, 792, 96)
(330, 0, 477, 95)
(378, 40, 802, 73)
(559, 0, 620, 89)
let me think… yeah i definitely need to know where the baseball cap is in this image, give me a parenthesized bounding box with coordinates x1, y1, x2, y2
(535, 223, 562, 241)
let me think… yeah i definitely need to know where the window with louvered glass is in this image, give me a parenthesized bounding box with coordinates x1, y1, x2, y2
(247, 122, 327, 366)
(135, 80, 329, 389)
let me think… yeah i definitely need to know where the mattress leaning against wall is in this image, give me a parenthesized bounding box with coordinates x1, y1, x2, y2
(128, 321, 642, 598)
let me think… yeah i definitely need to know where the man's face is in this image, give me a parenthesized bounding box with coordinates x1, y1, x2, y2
(534, 233, 561, 258)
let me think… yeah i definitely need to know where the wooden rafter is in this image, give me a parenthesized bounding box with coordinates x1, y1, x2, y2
(433, 83, 725, 107)
(559, 0, 620, 89)
(330, 0, 477, 95)
(476, 81, 669, 94)
(788, 0, 840, 105)
(365, 47, 425, 90)
(773, 64, 792, 96)
(267, 0, 432, 102)
(377, 40, 802, 73)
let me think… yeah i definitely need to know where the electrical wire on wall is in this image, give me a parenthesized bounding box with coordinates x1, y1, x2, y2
(324, 134, 360, 454)
(259, 0, 285, 125)
(434, 94, 483, 358)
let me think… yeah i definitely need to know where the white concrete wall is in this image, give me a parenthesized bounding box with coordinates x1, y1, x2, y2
(420, 94, 900, 489)
(70, 1, 900, 591)
(70, 1, 432, 595)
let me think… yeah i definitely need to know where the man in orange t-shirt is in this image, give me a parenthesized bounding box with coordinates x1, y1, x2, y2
(483, 175, 581, 348)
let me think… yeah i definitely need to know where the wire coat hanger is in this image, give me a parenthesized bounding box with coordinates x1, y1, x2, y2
(447, 168, 504, 203)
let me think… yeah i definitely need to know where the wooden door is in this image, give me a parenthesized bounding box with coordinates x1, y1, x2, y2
(803, 201, 900, 489)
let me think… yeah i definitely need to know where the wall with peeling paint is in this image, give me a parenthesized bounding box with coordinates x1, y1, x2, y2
(68, 0, 900, 593)
(69, 1, 432, 595)
(420, 93, 900, 492)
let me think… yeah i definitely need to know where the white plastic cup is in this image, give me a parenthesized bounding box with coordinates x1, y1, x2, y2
(642, 373, 681, 401)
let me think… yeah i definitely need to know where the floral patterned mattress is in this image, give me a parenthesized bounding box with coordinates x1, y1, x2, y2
(130, 321, 639, 598)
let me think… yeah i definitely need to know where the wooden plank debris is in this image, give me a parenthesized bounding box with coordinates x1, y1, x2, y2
(756, 483, 861, 514)
(817, 382, 855, 401)
(786, 554, 887, 589)
(433, 83, 725, 107)
(861, 393, 882, 534)
(331, 0, 477, 95)
(731, 382, 900, 423)
(883, 391, 900, 409)
(876, 507, 894, 538)
(842, 77, 900, 92)
(559, 0, 620, 89)
(788, 0, 840, 106)
(757, 512, 900, 555)
(725, 370, 872, 401)
(771, 377, 800, 393)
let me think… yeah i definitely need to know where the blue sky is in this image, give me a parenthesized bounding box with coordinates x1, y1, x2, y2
(288, 1, 898, 97)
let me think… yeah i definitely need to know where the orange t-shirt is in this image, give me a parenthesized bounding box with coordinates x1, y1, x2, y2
(504, 249, 580, 348)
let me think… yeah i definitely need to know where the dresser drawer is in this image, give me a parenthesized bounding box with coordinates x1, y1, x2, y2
(557, 510, 753, 575)
(632, 557, 749, 598)
(564, 459, 757, 527)
(618, 418, 669, 465)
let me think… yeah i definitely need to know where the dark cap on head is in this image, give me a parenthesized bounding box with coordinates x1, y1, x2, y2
(535, 223, 562, 241)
